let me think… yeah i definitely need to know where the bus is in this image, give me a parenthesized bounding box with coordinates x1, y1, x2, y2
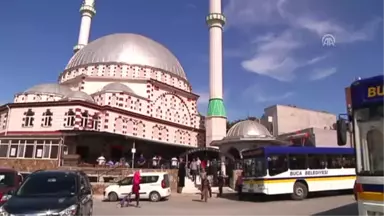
(241, 146, 356, 200)
(337, 75, 383, 216)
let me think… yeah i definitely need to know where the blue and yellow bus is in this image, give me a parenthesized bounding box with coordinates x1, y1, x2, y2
(337, 75, 383, 215)
(242, 146, 355, 200)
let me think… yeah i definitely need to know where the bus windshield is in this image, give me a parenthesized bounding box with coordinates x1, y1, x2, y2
(243, 156, 266, 177)
(354, 104, 384, 176)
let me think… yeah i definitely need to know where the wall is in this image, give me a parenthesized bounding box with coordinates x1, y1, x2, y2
(6, 105, 80, 132)
(0, 110, 8, 134)
(76, 168, 178, 194)
(261, 106, 278, 136)
(1, 102, 204, 147)
(0, 158, 58, 171)
(81, 80, 148, 97)
(274, 105, 336, 135)
(59, 64, 191, 93)
(313, 128, 352, 147)
(14, 94, 64, 103)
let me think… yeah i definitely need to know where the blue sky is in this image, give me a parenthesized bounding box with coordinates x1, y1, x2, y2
(0, 0, 382, 121)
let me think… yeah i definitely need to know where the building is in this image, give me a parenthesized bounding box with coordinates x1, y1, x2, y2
(261, 104, 352, 147)
(212, 120, 286, 159)
(0, 0, 206, 171)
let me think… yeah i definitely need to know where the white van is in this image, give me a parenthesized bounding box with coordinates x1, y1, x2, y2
(104, 172, 171, 202)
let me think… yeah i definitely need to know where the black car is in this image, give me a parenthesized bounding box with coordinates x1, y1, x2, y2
(0, 170, 93, 216)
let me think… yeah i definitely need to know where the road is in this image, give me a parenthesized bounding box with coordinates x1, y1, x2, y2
(94, 193, 358, 215)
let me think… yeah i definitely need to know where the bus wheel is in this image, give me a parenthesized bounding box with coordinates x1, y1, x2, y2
(291, 182, 308, 200)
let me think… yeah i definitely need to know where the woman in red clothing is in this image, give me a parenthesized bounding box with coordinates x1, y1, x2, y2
(132, 171, 141, 207)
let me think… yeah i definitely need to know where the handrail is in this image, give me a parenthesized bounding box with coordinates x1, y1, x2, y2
(96, 166, 126, 182)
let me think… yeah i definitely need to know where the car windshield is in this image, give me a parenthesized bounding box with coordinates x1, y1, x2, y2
(0, 172, 15, 188)
(16, 173, 77, 197)
(354, 104, 384, 176)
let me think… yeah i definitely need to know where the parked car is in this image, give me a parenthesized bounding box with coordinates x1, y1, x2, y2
(104, 172, 171, 202)
(0, 170, 93, 216)
(0, 168, 23, 205)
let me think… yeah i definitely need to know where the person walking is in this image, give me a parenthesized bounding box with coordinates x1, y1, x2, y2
(132, 171, 141, 207)
(235, 172, 243, 200)
(200, 168, 211, 198)
(190, 159, 198, 183)
(200, 175, 211, 202)
(177, 158, 186, 193)
(217, 171, 225, 197)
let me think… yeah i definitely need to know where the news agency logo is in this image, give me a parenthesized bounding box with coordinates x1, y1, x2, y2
(322, 34, 336, 47)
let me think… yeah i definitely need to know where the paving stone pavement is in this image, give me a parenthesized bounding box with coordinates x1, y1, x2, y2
(93, 193, 358, 215)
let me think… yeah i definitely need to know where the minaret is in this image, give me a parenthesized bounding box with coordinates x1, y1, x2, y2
(73, 0, 96, 53)
(205, 0, 227, 147)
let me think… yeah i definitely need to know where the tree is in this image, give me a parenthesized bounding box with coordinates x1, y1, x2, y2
(226, 116, 260, 132)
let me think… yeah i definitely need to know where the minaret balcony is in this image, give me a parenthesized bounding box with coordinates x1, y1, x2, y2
(206, 13, 226, 26)
(80, 4, 96, 16)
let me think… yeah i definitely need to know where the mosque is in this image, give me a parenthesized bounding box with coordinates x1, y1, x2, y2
(0, 0, 212, 170)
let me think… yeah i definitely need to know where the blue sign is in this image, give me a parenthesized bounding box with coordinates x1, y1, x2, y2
(351, 75, 384, 108)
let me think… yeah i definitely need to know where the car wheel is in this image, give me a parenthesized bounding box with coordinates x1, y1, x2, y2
(108, 192, 118, 202)
(291, 182, 308, 200)
(149, 191, 161, 202)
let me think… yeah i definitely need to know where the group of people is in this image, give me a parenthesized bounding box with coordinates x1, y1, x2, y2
(188, 158, 221, 184)
(177, 157, 227, 203)
(95, 154, 180, 169)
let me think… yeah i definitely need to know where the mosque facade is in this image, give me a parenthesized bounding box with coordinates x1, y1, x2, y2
(0, 0, 206, 170)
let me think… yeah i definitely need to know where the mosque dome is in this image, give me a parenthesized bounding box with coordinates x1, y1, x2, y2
(225, 120, 272, 139)
(23, 83, 72, 96)
(62, 91, 95, 103)
(65, 33, 187, 80)
(101, 82, 134, 94)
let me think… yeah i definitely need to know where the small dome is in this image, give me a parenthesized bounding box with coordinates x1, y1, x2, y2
(24, 84, 72, 96)
(226, 120, 272, 139)
(62, 91, 95, 103)
(101, 82, 134, 94)
(65, 33, 187, 80)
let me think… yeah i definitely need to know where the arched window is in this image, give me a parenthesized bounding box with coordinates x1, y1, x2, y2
(41, 109, 53, 127)
(80, 111, 89, 128)
(22, 109, 35, 127)
(65, 109, 76, 127)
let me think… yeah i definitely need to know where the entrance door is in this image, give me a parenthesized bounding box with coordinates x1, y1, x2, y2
(76, 146, 89, 162)
(110, 145, 123, 161)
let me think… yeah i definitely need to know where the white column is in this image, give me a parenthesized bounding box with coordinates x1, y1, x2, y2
(74, 0, 96, 53)
(205, 0, 227, 147)
(208, 0, 224, 99)
(221, 155, 226, 176)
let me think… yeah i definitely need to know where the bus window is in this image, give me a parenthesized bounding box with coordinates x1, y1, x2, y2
(243, 158, 266, 177)
(308, 154, 326, 169)
(327, 155, 342, 169)
(268, 154, 288, 176)
(342, 154, 355, 168)
(289, 154, 307, 170)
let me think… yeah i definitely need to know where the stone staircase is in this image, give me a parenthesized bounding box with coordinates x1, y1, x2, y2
(181, 176, 235, 194)
(182, 176, 201, 194)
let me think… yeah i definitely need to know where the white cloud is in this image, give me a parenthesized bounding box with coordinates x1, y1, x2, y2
(309, 67, 337, 81)
(224, 0, 286, 28)
(224, 0, 381, 82)
(241, 30, 327, 82)
(294, 17, 382, 44)
(242, 84, 294, 103)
